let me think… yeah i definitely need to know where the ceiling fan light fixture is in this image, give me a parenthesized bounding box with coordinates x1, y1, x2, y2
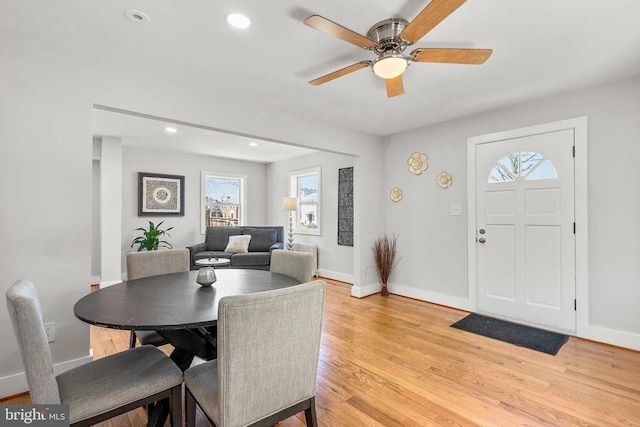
(372, 54, 409, 79)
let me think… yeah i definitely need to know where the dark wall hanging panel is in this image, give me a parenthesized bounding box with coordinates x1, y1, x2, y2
(337, 167, 354, 246)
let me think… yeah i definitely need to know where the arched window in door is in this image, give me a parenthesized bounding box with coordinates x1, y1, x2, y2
(488, 152, 557, 183)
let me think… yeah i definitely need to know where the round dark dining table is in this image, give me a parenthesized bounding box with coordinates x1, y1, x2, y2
(74, 269, 300, 369)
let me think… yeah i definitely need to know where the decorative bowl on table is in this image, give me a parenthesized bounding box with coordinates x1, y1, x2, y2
(196, 267, 217, 287)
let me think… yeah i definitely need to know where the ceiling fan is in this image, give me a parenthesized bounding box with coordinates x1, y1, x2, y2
(304, 0, 492, 98)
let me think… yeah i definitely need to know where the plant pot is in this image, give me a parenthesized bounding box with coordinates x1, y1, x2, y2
(381, 282, 389, 296)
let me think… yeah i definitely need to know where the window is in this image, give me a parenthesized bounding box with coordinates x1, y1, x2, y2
(201, 172, 246, 233)
(488, 152, 557, 183)
(289, 167, 321, 235)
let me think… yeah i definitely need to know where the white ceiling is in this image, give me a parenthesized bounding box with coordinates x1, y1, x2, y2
(4, 0, 640, 158)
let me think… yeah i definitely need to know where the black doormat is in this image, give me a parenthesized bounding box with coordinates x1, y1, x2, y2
(451, 313, 569, 355)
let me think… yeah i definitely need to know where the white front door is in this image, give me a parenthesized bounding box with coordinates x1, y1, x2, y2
(475, 128, 576, 333)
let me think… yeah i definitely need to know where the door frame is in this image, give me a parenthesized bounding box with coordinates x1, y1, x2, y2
(467, 116, 588, 336)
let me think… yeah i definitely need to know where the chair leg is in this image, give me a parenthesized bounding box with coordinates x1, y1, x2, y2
(185, 387, 197, 427)
(129, 330, 137, 348)
(304, 397, 317, 427)
(170, 385, 182, 427)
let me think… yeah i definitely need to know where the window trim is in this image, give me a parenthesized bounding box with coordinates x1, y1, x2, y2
(200, 171, 247, 234)
(289, 166, 321, 236)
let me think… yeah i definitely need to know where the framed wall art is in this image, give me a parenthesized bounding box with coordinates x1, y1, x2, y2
(138, 172, 185, 216)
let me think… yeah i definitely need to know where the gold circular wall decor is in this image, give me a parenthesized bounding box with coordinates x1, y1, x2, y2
(407, 152, 428, 175)
(390, 187, 403, 202)
(437, 171, 453, 189)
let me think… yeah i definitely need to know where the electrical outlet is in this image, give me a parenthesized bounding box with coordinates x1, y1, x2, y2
(450, 204, 462, 216)
(45, 322, 55, 343)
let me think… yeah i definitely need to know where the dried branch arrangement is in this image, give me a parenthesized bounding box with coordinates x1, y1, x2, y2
(372, 234, 400, 296)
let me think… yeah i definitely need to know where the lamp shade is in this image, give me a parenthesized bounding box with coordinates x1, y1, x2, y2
(282, 197, 297, 212)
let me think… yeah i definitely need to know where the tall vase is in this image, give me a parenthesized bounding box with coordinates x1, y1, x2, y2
(381, 282, 389, 296)
(287, 212, 294, 250)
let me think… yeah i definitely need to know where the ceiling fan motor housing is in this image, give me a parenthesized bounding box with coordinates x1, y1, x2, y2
(367, 18, 410, 55)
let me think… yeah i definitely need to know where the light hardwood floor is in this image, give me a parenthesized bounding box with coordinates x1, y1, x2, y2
(4, 279, 640, 426)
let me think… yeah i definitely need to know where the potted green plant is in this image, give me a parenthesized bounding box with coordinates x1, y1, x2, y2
(131, 220, 174, 251)
(372, 234, 400, 296)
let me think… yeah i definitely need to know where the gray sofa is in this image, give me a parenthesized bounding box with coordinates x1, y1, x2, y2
(186, 226, 284, 270)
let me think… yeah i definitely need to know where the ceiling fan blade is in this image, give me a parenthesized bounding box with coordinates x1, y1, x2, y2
(411, 48, 492, 64)
(304, 15, 375, 50)
(309, 61, 371, 86)
(385, 75, 404, 98)
(400, 0, 467, 44)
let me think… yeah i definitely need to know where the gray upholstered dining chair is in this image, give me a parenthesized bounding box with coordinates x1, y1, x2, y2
(270, 249, 315, 283)
(184, 280, 326, 427)
(6, 280, 183, 427)
(126, 248, 190, 348)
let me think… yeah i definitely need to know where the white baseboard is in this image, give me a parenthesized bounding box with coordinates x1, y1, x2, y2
(0, 352, 93, 398)
(317, 269, 354, 285)
(580, 324, 640, 351)
(351, 283, 381, 298)
(390, 283, 474, 312)
(100, 279, 122, 288)
(350, 282, 476, 304)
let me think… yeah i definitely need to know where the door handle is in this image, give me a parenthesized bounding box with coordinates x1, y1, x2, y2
(478, 237, 486, 244)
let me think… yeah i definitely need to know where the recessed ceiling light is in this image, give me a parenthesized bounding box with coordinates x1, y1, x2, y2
(165, 127, 177, 134)
(125, 9, 150, 23)
(249, 142, 258, 147)
(225, 13, 251, 29)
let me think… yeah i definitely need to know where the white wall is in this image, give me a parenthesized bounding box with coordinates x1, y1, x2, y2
(120, 146, 269, 277)
(91, 159, 101, 282)
(267, 152, 355, 282)
(0, 44, 94, 394)
(384, 74, 640, 350)
(100, 137, 123, 285)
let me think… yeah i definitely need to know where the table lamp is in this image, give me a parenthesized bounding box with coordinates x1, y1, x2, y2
(282, 197, 297, 250)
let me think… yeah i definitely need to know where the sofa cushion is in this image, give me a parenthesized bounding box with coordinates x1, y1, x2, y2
(206, 227, 242, 251)
(230, 252, 270, 267)
(225, 235, 251, 253)
(243, 228, 278, 252)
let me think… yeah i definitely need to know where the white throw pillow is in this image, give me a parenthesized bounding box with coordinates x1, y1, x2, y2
(225, 235, 251, 253)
